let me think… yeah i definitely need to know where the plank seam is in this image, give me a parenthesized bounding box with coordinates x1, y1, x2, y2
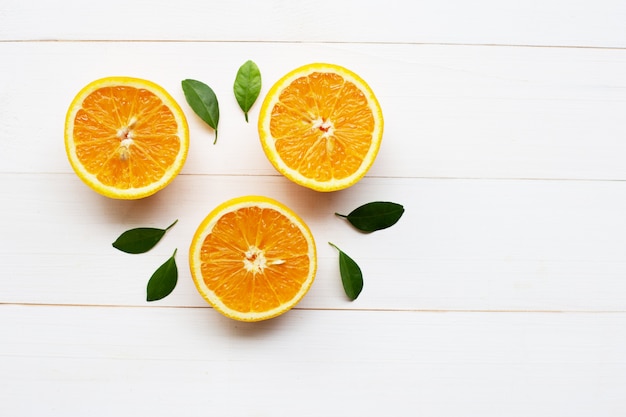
(1, 39, 626, 51)
(2, 302, 625, 314)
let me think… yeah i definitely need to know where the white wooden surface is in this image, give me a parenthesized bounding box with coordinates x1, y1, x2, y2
(2, 1, 626, 416)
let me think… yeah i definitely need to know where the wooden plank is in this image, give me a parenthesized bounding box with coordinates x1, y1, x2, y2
(1, 0, 625, 47)
(1, 42, 625, 180)
(2, 304, 625, 416)
(3, 173, 626, 311)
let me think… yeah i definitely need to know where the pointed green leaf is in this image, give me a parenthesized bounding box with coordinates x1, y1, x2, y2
(233, 60, 262, 122)
(336, 201, 404, 233)
(329, 243, 363, 300)
(181, 79, 220, 143)
(112, 220, 178, 254)
(146, 249, 178, 302)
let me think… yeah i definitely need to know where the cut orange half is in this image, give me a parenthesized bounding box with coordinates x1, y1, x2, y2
(258, 63, 384, 192)
(189, 196, 317, 322)
(65, 76, 189, 199)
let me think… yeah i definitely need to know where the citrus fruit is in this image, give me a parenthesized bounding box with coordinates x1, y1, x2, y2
(189, 196, 317, 322)
(258, 63, 384, 192)
(64, 76, 189, 199)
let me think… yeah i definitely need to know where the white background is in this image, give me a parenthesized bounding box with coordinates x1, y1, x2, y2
(2, 1, 626, 415)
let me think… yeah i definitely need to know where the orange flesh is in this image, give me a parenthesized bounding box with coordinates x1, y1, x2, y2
(269, 72, 375, 182)
(72, 86, 181, 189)
(199, 206, 311, 313)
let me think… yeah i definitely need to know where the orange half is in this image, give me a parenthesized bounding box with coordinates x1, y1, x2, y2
(189, 196, 317, 322)
(65, 76, 189, 199)
(258, 63, 384, 192)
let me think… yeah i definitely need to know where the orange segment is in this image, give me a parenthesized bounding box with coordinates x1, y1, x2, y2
(65, 77, 189, 199)
(189, 196, 317, 322)
(258, 63, 383, 192)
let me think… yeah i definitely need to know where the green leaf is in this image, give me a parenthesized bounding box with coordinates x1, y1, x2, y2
(336, 201, 404, 233)
(147, 249, 178, 302)
(329, 243, 363, 301)
(112, 220, 178, 254)
(181, 79, 220, 144)
(233, 60, 262, 122)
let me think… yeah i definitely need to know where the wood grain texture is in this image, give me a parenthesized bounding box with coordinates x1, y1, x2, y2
(2, 0, 626, 47)
(2, 305, 626, 416)
(1, 42, 625, 179)
(2, 173, 626, 311)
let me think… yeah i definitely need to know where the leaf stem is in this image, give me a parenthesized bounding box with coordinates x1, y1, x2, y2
(213, 130, 218, 145)
(334, 213, 348, 218)
(165, 219, 178, 231)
